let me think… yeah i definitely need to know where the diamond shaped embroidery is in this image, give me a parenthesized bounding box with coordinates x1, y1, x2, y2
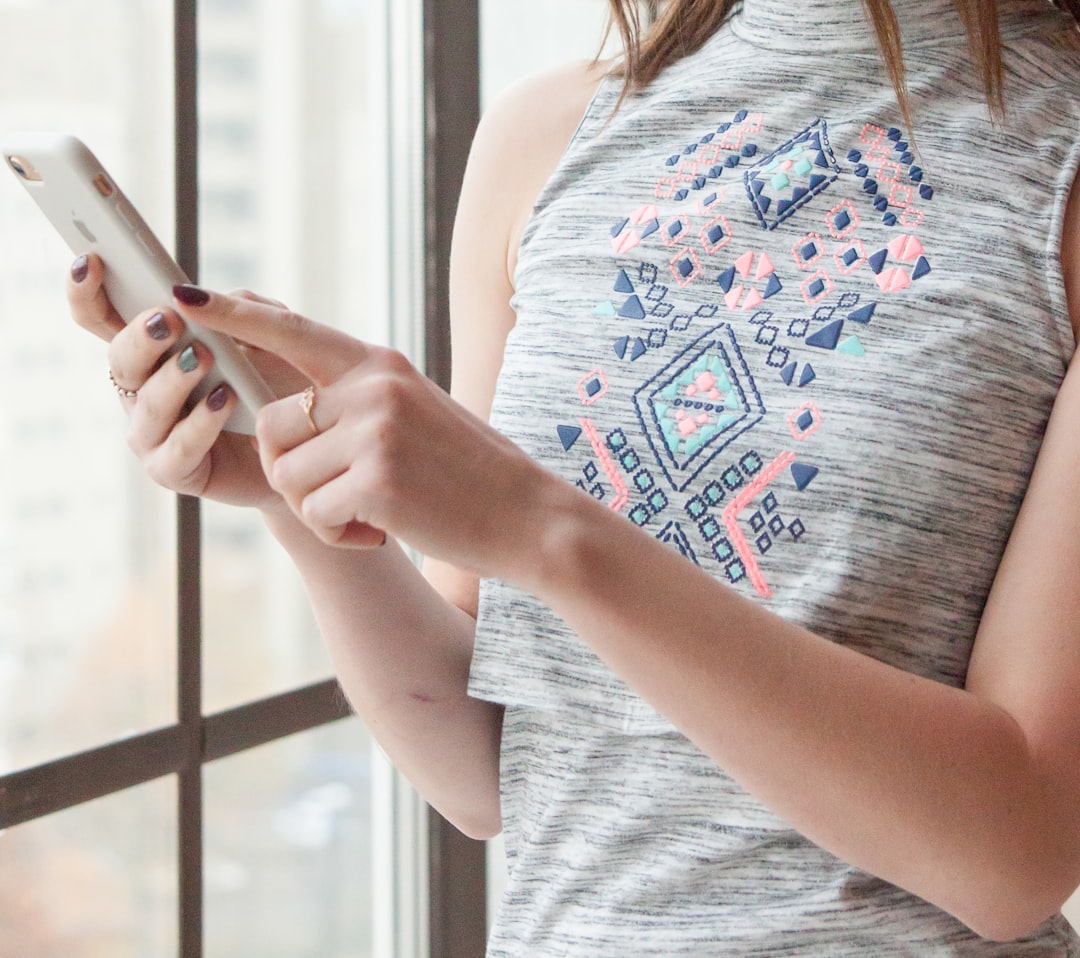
(634, 324, 766, 492)
(744, 119, 840, 231)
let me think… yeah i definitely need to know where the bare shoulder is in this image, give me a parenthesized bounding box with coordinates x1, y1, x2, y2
(461, 58, 611, 276)
(478, 57, 611, 150)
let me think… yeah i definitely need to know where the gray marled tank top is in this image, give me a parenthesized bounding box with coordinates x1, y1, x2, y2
(469, 0, 1080, 953)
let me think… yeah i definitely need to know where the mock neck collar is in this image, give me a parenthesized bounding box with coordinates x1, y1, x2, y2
(727, 0, 1058, 53)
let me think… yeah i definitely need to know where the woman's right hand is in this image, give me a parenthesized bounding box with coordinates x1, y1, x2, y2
(66, 253, 299, 513)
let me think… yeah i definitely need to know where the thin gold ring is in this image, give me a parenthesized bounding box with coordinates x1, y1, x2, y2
(109, 369, 138, 399)
(299, 385, 319, 435)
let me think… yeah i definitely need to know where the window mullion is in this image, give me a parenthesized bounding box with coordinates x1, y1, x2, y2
(174, 2, 202, 957)
(421, 0, 488, 955)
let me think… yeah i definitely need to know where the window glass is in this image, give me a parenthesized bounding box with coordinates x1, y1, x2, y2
(198, 0, 399, 712)
(0, 777, 177, 957)
(0, 0, 177, 773)
(480, 0, 613, 107)
(204, 718, 374, 956)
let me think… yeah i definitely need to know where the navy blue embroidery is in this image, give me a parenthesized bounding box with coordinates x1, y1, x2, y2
(744, 120, 841, 230)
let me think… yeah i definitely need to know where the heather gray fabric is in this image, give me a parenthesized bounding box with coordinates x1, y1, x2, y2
(469, 0, 1080, 952)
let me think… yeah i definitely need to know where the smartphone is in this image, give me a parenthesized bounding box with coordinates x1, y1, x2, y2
(2, 131, 275, 434)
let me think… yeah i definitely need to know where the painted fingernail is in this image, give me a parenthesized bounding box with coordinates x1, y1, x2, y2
(178, 345, 199, 372)
(207, 385, 230, 412)
(146, 312, 170, 341)
(71, 255, 89, 283)
(173, 284, 210, 307)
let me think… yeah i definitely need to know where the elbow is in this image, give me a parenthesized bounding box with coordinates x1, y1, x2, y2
(460, 818, 503, 842)
(433, 789, 503, 842)
(446, 807, 502, 842)
(961, 907, 1061, 945)
(946, 863, 1079, 943)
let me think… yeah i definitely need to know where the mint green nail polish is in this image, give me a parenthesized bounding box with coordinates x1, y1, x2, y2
(178, 345, 198, 372)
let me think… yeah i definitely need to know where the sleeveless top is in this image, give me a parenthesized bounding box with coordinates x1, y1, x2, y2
(469, 0, 1080, 953)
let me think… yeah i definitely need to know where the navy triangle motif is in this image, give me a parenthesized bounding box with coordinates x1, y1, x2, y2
(791, 462, 820, 491)
(848, 302, 877, 324)
(558, 425, 582, 451)
(619, 295, 647, 320)
(806, 319, 844, 350)
(614, 270, 635, 294)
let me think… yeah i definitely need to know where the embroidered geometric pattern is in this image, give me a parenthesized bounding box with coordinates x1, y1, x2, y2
(563, 109, 939, 596)
(634, 323, 766, 492)
(744, 119, 841, 230)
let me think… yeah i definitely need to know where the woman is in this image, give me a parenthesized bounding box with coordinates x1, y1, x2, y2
(71, 0, 1080, 952)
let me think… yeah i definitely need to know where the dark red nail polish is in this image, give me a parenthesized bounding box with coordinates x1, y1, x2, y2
(146, 312, 170, 341)
(207, 385, 230, 412)
(71, 255, 89, 283)
(173, 284, 210, 307)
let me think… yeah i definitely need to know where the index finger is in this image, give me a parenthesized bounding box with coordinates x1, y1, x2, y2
(171, 283, 369, 386)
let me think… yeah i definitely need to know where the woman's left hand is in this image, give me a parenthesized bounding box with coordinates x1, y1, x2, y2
(171, 286, 554, 578)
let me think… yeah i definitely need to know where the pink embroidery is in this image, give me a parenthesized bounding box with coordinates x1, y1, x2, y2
(721, 250, 781, 310)
(825, 199, 860, 240)
(662, 215, 692, 248)
(670, 246, 703, 286)
(788, 401, 823, 441)
(577, 369, 609, 406)
(677, 160, 700, 183)
(722, 451, 798, 598)
(719, 112, 764, 150)
(834, 238, 866, 274)
(698, 144, 722, 166)
(859, 123, 892, 163)
(698, 188, 726, 215)
(887, 233, 924, 262)
(610, 205, 660, 254)
(792, 233, 826, 269)
(800, 269, 833, 304)
(754, 253, 776, 279)
(700, 214, 733, 254)
(875, 268, 912, 293)
(581, 418, 629, 513)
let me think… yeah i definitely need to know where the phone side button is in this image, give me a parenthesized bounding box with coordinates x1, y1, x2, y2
(116, 200, 139, 231)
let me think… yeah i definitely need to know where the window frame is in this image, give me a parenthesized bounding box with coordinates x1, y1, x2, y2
(0, 1, 486, 955)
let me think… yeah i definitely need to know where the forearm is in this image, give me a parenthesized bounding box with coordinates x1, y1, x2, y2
(263, 505, 502, 839)
(514, 484, 1077, 938)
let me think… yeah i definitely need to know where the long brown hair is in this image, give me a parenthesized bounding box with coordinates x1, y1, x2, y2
(605, 0, 1078, 123)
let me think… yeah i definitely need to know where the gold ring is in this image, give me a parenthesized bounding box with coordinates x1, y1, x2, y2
(299, 385, 319, 435)
(109, 369, 138, 399)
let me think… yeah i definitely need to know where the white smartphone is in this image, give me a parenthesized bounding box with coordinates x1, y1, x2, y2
(2, 131, 275, 434)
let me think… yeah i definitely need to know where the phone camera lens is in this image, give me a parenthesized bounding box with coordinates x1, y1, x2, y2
(7, 155, 42, 182)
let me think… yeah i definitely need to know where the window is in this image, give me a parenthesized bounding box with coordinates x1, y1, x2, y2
(0, 1, 484, 955)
